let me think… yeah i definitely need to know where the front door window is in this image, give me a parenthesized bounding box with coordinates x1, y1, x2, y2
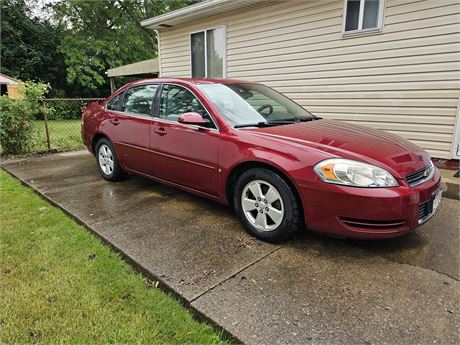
(159, 84, 216, 128)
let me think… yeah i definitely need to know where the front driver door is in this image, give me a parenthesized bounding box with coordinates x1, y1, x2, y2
(106, 84, 159, 176)
(150, 83, 219, 195)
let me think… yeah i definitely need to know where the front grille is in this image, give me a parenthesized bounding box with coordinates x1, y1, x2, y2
(340, 217, 406, 230)
(419, 199, 433, 223)
(406, 164, 434, 187)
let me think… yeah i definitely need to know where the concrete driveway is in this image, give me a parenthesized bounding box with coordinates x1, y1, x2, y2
(2, 151, 459, 344)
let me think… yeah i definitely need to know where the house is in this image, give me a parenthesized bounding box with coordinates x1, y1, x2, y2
(0, 73, 19, 99)
(141, 0, 460, 160)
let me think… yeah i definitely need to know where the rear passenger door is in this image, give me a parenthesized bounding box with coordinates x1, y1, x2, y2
(106, 84, 159, 176)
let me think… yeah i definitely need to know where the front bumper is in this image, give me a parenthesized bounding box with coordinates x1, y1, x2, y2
(296, 169, 442, 239)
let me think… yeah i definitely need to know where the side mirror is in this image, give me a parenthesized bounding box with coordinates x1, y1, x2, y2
(178, 112, 210, 127)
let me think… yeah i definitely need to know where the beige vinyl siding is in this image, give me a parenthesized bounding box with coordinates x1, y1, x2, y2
(158, 0, 460, 159)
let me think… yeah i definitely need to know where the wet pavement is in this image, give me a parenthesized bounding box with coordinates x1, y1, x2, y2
(2, 151, 459, 344)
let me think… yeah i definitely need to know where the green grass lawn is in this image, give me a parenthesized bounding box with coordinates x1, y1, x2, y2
(0, 120, 84, 156)
(33, 120, 85, 152)
(0, 170, 225, 344)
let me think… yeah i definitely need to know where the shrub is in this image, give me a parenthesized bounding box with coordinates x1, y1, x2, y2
(0, 81, 49, 155)
(0, 96, 33, 154)
(45, 100, 85, 120)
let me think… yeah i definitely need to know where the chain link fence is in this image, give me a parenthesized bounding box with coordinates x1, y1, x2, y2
(35, 98, 105, 153)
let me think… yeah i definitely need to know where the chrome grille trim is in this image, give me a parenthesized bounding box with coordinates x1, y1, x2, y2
(406, 163, 435, 187)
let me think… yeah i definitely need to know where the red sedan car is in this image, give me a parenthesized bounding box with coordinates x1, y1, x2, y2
(82, 78, 441, 243)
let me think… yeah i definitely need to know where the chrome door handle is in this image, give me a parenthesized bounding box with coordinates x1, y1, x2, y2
(153, 127, 167, 136)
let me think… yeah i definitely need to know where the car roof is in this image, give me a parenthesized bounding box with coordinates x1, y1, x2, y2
(127, 77, 254, 86)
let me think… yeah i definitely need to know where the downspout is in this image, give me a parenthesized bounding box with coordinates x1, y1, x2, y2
(154, 29, 162, 78)
(451, 94, 460, 159)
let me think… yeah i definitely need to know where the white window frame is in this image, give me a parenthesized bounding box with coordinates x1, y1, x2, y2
(342, 0, 385, 37)
(189, 25, 227, 78)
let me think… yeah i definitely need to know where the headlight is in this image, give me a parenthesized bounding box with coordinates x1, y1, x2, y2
(426, 161, 435, 179)
(314, 158, 398, 187)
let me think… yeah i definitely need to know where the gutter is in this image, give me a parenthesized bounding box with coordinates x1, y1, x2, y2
(140, 0, 233, 28)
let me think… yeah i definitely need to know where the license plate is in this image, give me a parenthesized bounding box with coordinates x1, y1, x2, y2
(433, 189, 442, 213)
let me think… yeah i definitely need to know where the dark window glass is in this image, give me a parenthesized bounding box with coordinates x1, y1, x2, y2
(107, 93, 122, 111)
(159, 84, 216, 128)
(120, 84, 158, 116)
(0, 84, 7, 96)
(363, 0, 380, 29)
(345, 0, 360, 31)
(191, 32, 205, 78)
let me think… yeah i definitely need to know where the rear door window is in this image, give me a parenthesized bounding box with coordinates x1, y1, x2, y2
(120, 84, 158, 116)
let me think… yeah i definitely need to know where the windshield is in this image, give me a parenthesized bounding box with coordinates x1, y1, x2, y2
(197, 83, 314, 127)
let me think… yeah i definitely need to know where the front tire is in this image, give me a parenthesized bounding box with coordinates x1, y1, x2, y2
(234, 168, 303, 243)
(95, 138, 126, 181)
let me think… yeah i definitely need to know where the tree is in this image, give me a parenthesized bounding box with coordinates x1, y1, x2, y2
(0, 0, 67, 95)
(50, 0, 197, 96)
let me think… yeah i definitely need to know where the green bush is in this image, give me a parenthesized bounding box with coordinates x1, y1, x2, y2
(0, 96, 33, 154)
(45, 100, 85, 120)
(0, 81, 49, 155)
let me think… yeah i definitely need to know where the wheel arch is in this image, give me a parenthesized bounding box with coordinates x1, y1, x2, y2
(91, 132, 109, 155)
(225, 160, 304, 213)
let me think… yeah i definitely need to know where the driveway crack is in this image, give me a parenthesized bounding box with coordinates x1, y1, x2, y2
(190, 246, 282, 303)
(394, 260, 459, 282)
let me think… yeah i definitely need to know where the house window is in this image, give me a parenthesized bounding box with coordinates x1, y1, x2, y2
(0, 84, 7, 96)
(343, 0, 384, 34)
(191, 27, 225, 78)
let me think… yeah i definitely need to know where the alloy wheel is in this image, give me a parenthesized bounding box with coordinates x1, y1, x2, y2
(98, 144, 114, 176)
(241, 179, 285, 231)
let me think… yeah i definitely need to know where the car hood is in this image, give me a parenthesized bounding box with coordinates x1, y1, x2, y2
(244, 119, 431, 178)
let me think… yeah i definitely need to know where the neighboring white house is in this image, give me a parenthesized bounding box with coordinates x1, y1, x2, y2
(141, 0, 460, 160)
(0, 73, 19, 99)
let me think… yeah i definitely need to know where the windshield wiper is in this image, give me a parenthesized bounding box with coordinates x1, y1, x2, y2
(234, 122, 280, 128)
(271, 116, 322, 123)
(234, 117, 322, 129)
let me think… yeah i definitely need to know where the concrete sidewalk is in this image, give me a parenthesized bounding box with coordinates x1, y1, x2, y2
(440, 168, 460, 200)
(2, 151, 459, 344)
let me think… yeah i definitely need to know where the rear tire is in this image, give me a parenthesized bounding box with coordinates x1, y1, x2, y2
(234, 168, 303, 243)
(95, 138, 126, 182)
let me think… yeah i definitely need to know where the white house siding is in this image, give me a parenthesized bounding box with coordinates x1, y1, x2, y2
(158, 0, 460, 159)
